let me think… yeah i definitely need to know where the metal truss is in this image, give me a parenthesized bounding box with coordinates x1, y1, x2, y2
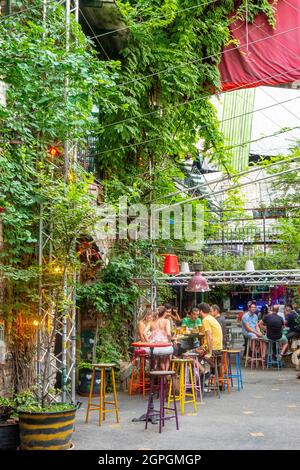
(154, 155, 300, 212)
(135, 269, 300, 287)
(37, 0, 79, 405)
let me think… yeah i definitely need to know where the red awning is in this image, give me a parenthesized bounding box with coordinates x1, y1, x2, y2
(219, 0, 300, 91)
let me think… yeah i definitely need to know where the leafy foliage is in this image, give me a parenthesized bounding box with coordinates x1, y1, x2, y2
(95, 0, 276, 205)
(77, 254, 143, 361)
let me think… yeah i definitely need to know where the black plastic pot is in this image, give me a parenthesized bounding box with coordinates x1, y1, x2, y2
(77, 367, 101, 396)
(0, 421, 20, 450)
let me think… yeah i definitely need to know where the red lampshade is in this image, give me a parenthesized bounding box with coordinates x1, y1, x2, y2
(185, 271, 210, 292)
(163, 254, 179, 275)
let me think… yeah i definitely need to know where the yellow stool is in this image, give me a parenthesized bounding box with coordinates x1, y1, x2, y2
(85, 363, 119, 427)
(167, 358, 197, 415)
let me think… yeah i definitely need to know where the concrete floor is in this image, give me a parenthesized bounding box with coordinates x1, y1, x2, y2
(73, 368, 300, 450)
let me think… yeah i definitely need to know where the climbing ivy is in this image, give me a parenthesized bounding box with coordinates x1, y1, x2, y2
(95, 0, 277, 204)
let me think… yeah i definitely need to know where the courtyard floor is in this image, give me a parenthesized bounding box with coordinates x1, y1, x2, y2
(73, 368, 300, 450)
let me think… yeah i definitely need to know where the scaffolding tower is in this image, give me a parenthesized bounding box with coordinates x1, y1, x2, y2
(37, 0, 79, 405)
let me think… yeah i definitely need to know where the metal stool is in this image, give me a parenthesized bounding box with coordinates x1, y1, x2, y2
(129, 349, 150, 398)
(266, 340, 283, 369)
(226, 349, 243, 390)
(85, 363, 119, 426)
(245, 338, 265, 369)
(145, 371, 179, 434)
(167, 358, 197, 415)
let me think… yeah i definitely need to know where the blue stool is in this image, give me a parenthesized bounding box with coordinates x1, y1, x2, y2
(226, 349, 243, 391)
(266, 341, 282, 369)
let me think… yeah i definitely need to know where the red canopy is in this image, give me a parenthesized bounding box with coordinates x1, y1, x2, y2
(219, 0, 300, 91)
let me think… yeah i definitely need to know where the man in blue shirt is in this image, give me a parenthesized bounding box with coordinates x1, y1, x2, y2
(242, 301, 265, 357)
(242, 302, 264, 340)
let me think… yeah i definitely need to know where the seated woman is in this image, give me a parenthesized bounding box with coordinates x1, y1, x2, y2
(171, 307, 182, 325)
(144, 306, 173, 370)
(136, 307, 153, 342)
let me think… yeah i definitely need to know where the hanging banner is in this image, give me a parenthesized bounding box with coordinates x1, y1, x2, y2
(219, 0, 300, 91)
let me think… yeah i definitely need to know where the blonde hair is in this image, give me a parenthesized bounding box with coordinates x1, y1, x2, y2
(139, 306, 153, 323)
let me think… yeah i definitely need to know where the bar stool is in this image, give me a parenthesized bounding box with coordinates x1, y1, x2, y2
(85, 363, 119, 426)
(266, 340, 283, 369)
(167, 358, 197, 415)
(206, 353, 221, 399)
(145, 371, 179, 434)
(219, 350, 231, 394)
(245, 338, 265, 369)
(129, 349, 150, 398)
(183, 352, 203, 403)
(226, 349, 243, 391)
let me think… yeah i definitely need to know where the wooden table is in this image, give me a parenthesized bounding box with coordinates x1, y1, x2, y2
(131, 341, 172, 424)
(172, 333, 205, 345)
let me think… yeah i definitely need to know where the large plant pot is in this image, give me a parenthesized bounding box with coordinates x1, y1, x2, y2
(77, 367, 101, 396)
(0, 421, 20, 450)
(18, 407, 77, 450)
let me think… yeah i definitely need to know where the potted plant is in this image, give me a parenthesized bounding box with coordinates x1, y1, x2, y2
(77, 361, 101, 396)
(16, 391, 78, 450)
(0, 396, 20, 450)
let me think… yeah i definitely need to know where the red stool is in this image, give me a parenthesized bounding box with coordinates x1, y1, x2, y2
(129, 349, 150, 398)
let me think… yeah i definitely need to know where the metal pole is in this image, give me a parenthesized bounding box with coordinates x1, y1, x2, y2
(37, 205, 43, 402)
(179, 285, 183, 316)
(6, 0, 11, 16)
(149, 158, 157, 310)
(263, 209, 266, 255)
(62, 268, 68, 403)
(71, 270, 77, 403)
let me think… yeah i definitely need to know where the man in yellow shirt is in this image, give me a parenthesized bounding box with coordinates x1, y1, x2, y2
(196, 302, 223, 360)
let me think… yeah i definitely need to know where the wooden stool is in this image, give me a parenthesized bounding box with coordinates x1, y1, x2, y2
(245, 338, 265, 369)
(183, 352, 203, 403)
(129, 349, 150, 398)
(85, 363, 119, 426)
(145, 371, 179, 434)
(206, 354, 221, 399)
(219, 350, 231, 394)
(167, 358, 197, 415)
(225, 349, 243, 391)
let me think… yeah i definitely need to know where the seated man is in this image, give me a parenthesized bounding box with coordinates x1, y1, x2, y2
(195, 303, 223, 365)
(181, 307, 202, 329)
(260, 308, 288, 354)
(242, 301, 265, 356)
(242, 301, 263, 340)
(285, 306, 300, 341)
(173, 308, 201, 355)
